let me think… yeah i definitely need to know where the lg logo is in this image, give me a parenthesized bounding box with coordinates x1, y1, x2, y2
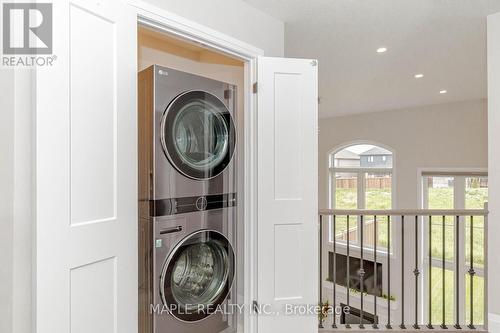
(195, 197, 208, 211)
(2, 3, 52, 54)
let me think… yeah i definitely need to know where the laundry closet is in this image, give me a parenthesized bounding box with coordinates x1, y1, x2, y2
(137, 25, 246, 333)
(30, 3, 318, 332)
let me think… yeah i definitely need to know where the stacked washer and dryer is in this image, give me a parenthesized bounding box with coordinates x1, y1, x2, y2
(139, 65, 239, 333)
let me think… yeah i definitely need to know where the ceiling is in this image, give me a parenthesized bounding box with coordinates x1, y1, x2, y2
(243, 0, 500, 117)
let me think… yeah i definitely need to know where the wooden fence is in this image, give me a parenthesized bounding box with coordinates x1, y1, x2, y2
(336, 177, 392, 189)
(335, 219, 376, 245)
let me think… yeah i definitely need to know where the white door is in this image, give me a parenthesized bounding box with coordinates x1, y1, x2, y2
(35, 1, 137, 332)
(257, 56, 318, 333)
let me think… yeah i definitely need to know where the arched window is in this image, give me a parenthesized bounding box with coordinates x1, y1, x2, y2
(329, 144, 394, 249)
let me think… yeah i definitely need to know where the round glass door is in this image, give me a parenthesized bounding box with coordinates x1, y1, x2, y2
(161, 91, 236, 180)
(160, 230, 235, 322)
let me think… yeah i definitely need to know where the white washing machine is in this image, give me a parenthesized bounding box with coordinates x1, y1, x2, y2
(138, 65, 238, 333)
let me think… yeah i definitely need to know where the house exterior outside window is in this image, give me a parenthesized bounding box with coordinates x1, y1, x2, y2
(360, 147, 393, 168)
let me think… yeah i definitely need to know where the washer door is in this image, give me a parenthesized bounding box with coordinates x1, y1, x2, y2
(160, 230, 235, 322)
(161, 90, 236, 180)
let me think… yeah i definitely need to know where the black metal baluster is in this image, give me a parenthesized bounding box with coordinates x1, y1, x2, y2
(454, 215, 461, 330)
(373, 215, 379, 329)
(359, 215, 365, 329)
(427, 215, 434, 329)
(468, 216, 475, 330)
(440, 215, 447, 329)
(413, 215, 420, 329)
(346, 215, 351, 329)
(386, 215, 392, 329)
(332, 215, 337, 329)
(400, 215, 406, 329)
(319, 214, 324, 328)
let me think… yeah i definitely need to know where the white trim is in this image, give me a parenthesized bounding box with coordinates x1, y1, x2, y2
(126, 2, 262, 332)
(417, 167, 488, 177)
(128, 0, 264, 59)
(330, 167, 394, 173)
(483, 202, 489, 331)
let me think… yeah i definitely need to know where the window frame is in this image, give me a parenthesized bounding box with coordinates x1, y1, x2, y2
(328, 144, 395, 253)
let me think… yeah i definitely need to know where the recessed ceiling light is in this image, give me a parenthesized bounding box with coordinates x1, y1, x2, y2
(439, 90, 447, 94)
(376, 47, 387, 53)
(414, 74, 424, 78)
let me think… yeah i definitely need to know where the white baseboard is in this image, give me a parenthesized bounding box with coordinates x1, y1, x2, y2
(489, 312, 500, 333)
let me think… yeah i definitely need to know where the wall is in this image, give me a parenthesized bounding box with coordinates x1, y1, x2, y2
(0, 69, 14, 333)
(0, 69, 33, 333)
(143, 0, 284, 57)
(318, 99, 488, 325)
(487, 12, 500, 333)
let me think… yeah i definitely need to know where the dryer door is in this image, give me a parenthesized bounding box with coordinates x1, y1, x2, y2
(161, 90, 236, 180)
(160, 230, 235, 322)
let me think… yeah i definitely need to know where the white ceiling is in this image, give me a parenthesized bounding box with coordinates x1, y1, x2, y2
(243, 0, 500, 117)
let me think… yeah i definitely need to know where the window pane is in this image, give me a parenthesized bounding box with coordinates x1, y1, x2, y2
(333, 215, 358, 244)
(334, 172, 358, 243)
(333, 144, 392, 169)
(465, 177, 488, 209)
(335, 172, 357, 209)
(362, 215, 390, 249)
(465, 274, 484, 325)
(465, 177, 487, 267)
(429, 267, 454, 325)
(364, 172, 391, 248)
(427, 177, 454, 261)
(427, 176, 454, 209)
(464, 216, 484, 269)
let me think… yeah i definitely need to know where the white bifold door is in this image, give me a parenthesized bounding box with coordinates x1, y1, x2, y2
(35, 0, 137, 332)
(257, 56, 319, 333)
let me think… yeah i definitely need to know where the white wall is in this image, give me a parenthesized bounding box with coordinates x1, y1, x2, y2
(0, 69, 15, 333)
(487, 12, 500, 333)
(0, 69, 33, 333)
(319, 99, 488, 325)
(143, 0, 284, 57)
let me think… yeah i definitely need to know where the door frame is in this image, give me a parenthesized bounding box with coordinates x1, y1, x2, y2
(127, 1, 263, 332)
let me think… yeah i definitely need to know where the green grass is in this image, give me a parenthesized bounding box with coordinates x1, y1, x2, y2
(465, 274, 484, 325)
(334, 187, 486, 264)
(334, 188, 391, 247)
(427, 188, 486, 266)
(429, 268, 484, 325)
(429, 267, 454, 325)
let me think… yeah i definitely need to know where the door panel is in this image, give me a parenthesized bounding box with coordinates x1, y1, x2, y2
(257, 56, 318, 333)
(35, 1, 137, 332)
(69, 3, 117, 225)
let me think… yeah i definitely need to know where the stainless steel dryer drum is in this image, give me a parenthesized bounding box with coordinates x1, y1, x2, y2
(138, 65, 238, 333)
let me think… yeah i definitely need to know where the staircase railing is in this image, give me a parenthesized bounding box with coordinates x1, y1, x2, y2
(318, 206, 488, 330)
